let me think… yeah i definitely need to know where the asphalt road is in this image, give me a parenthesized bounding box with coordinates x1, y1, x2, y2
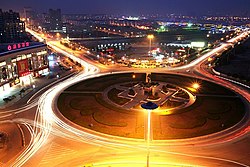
(0, 28, 249, 167)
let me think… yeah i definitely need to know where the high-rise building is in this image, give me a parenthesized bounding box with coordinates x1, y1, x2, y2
(23, 7, 37, 26)
(0, 9, 26, 43)
(48, 9, 62, 32)
(0, 9, 4, 42)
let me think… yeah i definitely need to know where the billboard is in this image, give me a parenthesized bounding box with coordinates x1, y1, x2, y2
(17, 59, 30, 77)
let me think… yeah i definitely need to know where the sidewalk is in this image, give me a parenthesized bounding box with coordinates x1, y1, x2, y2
(0, 84, 32, 109)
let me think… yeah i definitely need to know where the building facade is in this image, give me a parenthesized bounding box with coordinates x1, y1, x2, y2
(0, 9, 26, 43)
(23, 7, 37, 26)
(0, 42, 49, 92)
(48, 9, 62, 32)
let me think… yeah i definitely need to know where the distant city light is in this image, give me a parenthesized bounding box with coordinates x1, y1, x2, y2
(187, 23, 193, 27)
(126, 16, 140, 20)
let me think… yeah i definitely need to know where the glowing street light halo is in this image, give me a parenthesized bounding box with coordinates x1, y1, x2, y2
(192, 83, 201, 90)
(147, 34, 154, 40)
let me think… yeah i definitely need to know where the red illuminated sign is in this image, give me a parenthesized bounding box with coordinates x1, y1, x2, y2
(7, 42, 30, 51)
(106, 48, 114, 52)
(17, 59, 30, 77)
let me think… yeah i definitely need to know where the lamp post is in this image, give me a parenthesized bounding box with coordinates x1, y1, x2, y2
(147, 35, 154, 55)
(141, 101, 158, 167)
(56, 32, 60, 40)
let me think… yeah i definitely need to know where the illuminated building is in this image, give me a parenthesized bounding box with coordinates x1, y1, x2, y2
(0, 42, 49, 92)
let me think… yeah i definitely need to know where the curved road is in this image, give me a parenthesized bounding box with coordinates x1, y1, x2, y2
(1, 29, 249, 167)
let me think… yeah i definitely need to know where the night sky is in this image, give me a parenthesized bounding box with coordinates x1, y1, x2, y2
(0, 0, 250, 15)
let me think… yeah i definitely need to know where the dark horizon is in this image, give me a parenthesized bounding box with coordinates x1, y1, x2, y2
(0, 0, 250, 16)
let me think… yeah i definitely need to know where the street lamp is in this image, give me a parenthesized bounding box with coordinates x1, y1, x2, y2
(147, 35, 154, 54)
(56, 33, 60, 39)
(192, 83, 200, 90)
(141, 101, 158, 167)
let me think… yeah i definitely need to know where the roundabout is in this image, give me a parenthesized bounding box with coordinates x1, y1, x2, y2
(6, 30, 250, 167)
(57, 72, 246, 140)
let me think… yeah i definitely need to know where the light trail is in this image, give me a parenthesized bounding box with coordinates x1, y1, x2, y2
(215, 75, 250, 89)
(11, 28, 250, 167)
(25, 28, 45, 42)
(17, 70, 250, 166)
(11, 28, 99, 166)
(173, 30, 250, 71)
(26, 71, 77, 104)
(0, 102, 36, 114)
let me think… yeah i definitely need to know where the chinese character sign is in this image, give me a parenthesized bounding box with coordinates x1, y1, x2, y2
(7, 42, 30, 51)
(17, 59, 30, 77)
